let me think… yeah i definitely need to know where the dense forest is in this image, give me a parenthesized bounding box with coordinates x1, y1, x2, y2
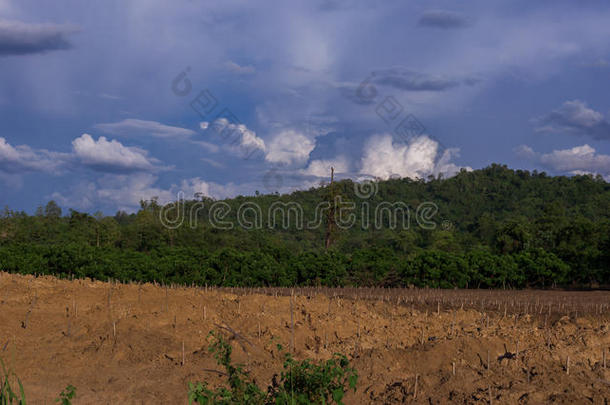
(1, 164, 609, 288)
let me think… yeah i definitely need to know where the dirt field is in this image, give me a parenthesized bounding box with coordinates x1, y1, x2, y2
(1, 272, 610, 404)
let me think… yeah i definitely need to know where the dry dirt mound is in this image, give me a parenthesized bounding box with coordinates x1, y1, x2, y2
(1, 273, 609, 404)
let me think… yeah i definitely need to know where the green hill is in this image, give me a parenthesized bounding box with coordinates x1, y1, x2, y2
(1, 164, 609, 288)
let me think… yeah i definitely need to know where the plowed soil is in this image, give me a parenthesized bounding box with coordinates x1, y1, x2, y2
(1, 273, 610, 404)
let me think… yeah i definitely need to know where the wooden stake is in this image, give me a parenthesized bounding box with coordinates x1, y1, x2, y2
(66, 307, 71, 337)
(452, 362, 456, 376)
(487, 349, 490, 371)
(566, 356, 570, 375)
(451, 311, 455, 336)
(290, 290, 295, 353)
(165, 285, 168, 312)
(182, 341, 185, 366)
(544, 315, 548, 329)
(413, 374, 418, 399)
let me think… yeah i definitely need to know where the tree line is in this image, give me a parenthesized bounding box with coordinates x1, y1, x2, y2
(1, 164, 609, 288)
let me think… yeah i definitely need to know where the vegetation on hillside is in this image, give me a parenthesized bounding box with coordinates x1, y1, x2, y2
(1, 165, 609, 288)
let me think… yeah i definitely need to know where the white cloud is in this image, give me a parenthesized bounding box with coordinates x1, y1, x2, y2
(224, 60, 255, 74)
(98, 93, 121, 100)
(177, 177, 246, 200)
(301, 156, 350, 177)
(51, 174, 252, 212)
(514, 144, 536, 159)
(52, 173, 178, 212)
(191, 140, 220, 154)
(360, 134, 469, 180)
(0, 134, 164, 180)
(50, 182, 98, 211)
(96, 173, 175, 210)
(265, 129, 314, 165)
(540, 144, 610, 174)
(72, 134, 162, 173)
(200, 157, 224, 168)
(434, 148, 470, 178)
(239, 126, 266, 154)
(203, 118, 266, 158)
(95, 119, 195, 139)
(0, 136, 66, 174)
(516, 143, 610, 180)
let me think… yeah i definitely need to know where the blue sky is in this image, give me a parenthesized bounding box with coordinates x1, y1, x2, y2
(1, 0, 610, 213)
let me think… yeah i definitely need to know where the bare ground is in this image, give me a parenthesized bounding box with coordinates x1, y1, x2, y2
(1, 272, 610, 404)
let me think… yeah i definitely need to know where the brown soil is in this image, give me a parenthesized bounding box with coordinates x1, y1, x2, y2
(1, 272, 609, 404)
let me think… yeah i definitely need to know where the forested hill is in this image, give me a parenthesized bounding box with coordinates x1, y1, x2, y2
(1, 164, 609, 288)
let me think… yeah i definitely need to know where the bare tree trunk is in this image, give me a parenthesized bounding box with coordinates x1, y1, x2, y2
(325, 167, 335, 250)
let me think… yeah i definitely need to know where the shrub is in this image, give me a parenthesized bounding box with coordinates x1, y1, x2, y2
(188, 331, 358, 405)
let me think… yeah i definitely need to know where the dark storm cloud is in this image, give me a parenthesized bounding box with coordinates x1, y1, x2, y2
(372, 68, 461, 92)
(338, 68, 480, 105)
(0, 20, 78, 56)
(417, 10, 470, 29)
(4, 0, 610, 213)
(534, 100, 610, 141)
(336, 83, 376, 105)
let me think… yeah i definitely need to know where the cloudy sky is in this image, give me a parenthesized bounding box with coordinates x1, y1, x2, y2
(2, 0, 610, 213)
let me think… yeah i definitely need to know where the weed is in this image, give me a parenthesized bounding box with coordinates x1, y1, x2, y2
(55, 385, 76, 405)
(1, 357, 76, 405)
(0, 358, 25, 405)
(188, 330, 358, 404)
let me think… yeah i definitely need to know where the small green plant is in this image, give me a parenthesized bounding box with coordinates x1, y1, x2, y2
(55, 385, 76, 405)
(188, 331, 358, 405)
(188, 330, 266, 404)
(270, 349, 357, 404)
(1, 357, 75, 405)
(0, 358, 26, 405)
